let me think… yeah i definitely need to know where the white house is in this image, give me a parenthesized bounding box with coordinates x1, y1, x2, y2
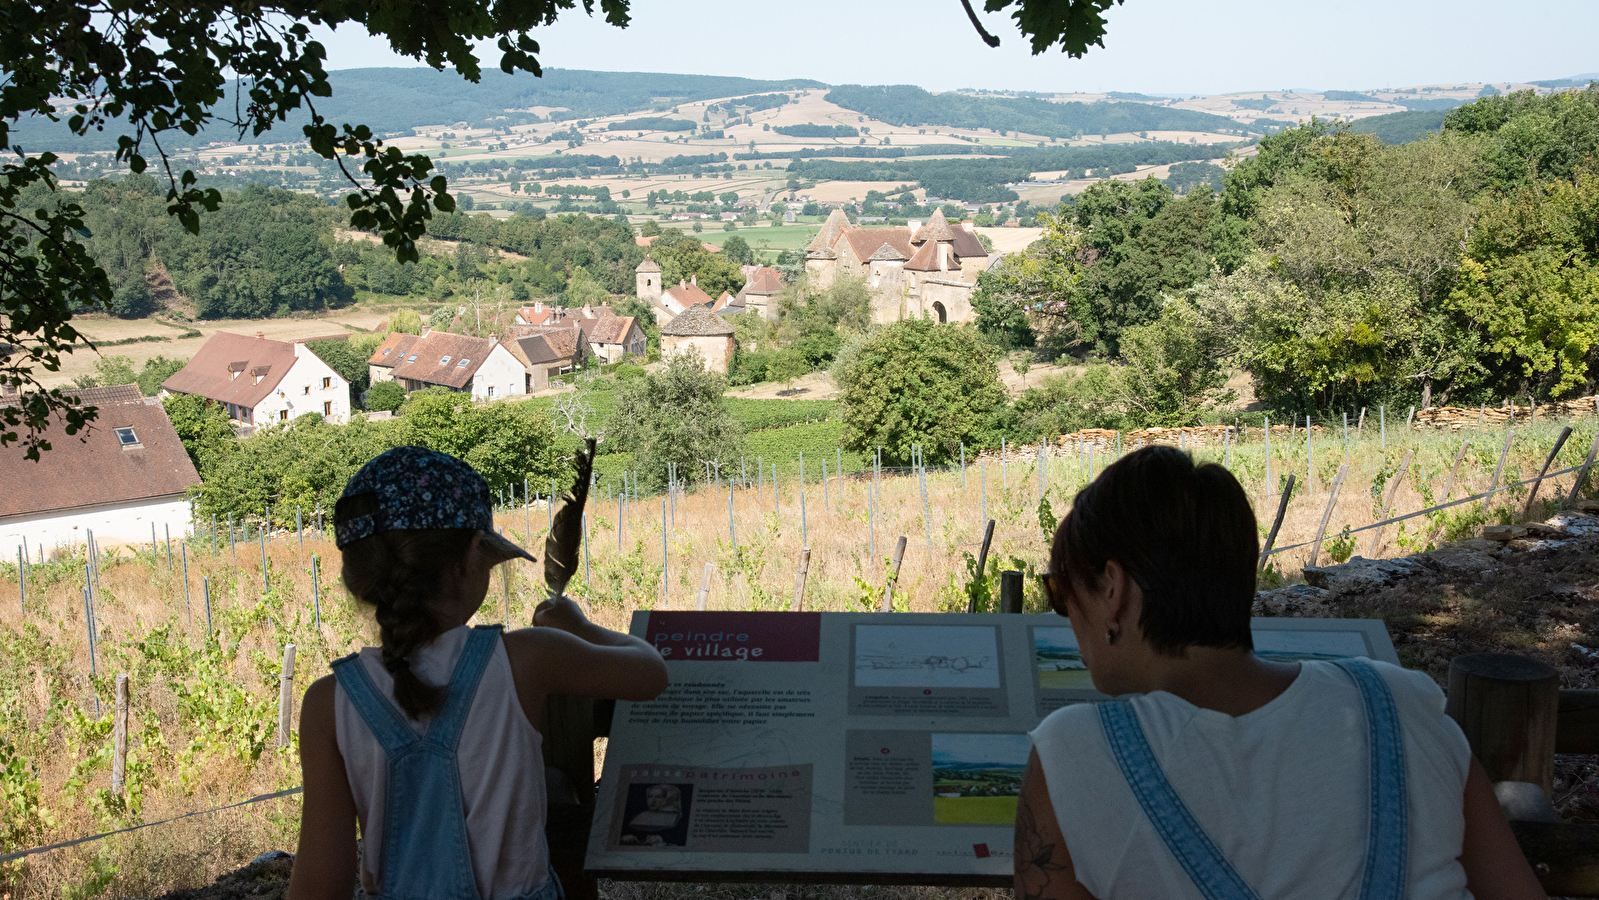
(1, 387, 201, 555)
(368, 330, 526, 402)
(162, 331, 351, 425)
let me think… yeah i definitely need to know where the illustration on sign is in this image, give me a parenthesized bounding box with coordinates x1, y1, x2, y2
(854, 625, 1001, 688)
(931, 733, 1030, 825)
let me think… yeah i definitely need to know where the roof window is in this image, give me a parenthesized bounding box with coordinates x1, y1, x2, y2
(382, 348, 391, 356)
(406, 354, 418, 362)
(114, 427, 140, 448)
(440, 356, 452, 365)
(457, 358, 470, 367)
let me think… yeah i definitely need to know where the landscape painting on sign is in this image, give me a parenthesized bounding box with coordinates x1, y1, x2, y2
(1252, 630, 1371, 663)
(853, 625, 1001, 689)
(1033, 627, 1092, 690)
(931, 732, 1031, 825)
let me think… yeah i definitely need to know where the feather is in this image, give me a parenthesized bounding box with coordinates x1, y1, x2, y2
(544, 437, 596, 599)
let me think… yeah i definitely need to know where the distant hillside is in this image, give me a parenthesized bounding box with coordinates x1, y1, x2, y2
(11, 68, 824, 154)
(1349, 109, 1449, 144)
(825, 84, 1251, 138)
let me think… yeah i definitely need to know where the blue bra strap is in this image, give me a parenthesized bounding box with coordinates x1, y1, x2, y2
(1097, 701, 1261, 900)
(1331, 658, 1409, 900)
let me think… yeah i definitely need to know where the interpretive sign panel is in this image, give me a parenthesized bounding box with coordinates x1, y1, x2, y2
(587, 612, 1398, 885)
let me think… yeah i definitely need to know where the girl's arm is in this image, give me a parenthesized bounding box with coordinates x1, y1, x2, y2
(286, 675, 359, 900)
(507, 595, 668, 702)
(1015, 749, 1098, 900)
(1459, 757, 1547, 899)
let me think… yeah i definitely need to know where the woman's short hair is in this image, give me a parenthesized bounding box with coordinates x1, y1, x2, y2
(1050, 445, 1258, 656)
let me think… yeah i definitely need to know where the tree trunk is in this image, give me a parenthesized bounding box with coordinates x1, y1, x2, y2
(1421, 377, 1432, 411)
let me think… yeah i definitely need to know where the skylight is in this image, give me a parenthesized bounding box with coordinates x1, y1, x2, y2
(406, 354, 418, 362)
(382, 348, 391, 356)
(114, 427, 139, 447)
(441, 356, 451, 365)
(457, 358, 470, 367)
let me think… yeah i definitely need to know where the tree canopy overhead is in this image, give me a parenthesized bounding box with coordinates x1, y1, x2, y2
(2, 0, 1123, 458)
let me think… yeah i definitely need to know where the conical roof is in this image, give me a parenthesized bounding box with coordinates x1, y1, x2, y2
(910, 208, 956, 244)
(661, 304, 735, 336)
(805, 208, 852, 255)
(635, 255, 661, 273)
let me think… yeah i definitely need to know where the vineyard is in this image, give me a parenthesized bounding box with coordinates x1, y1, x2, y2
(1, 414, 1597, 898)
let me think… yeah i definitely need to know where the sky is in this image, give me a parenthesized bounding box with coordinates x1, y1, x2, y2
(310, 0, 1599, 97)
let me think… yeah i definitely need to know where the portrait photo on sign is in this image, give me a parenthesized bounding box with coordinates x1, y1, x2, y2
(618, 782, 693, 848)
(1252, 629, 1370, 663)
(931, 733, 1031, 825)
(1032, 627, 1091, 690)
(853, 625, 1000, 689)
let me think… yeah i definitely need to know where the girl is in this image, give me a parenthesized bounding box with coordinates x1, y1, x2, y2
(288, 447, 668, 900)
(1017, 446, 1544, 900)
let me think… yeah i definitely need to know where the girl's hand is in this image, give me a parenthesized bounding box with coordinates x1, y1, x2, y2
(534, 594, 590, 633)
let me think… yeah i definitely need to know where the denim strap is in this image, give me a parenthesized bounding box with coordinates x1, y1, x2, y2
(1097, 701, 1261, 900)
(423, 626, 503, 751)
(1331, 659, 1409, 900)
(332, 652, 421, 755)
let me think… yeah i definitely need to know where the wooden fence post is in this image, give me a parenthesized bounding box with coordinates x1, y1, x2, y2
(881, 536, 907, 612)
(277, 644, 296, 748)
(1447, 653, 1559, 796)
(1485, 429, 1516, 515)
(1308, 464, 1349, 567)
(111, 673, 128, 795)
(695, 563, 714, 611)
(969, 520, 997, 614)
(1000, 570, 1023, 615)
(1427, 440, 1472, 545)
(1368, 449, 1414, 557)
(792, 548, 811, 612)
(1259, 474, 1296, 570)
(1524, 426, 1573, 520)
(310, 555, 322, 630)
(1569, 430, 1599, 505)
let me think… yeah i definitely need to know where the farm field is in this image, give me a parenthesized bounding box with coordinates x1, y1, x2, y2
(2, 412, 1598, 897)
(932, 796, 1018, 826)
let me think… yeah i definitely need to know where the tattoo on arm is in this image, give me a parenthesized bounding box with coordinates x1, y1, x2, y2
(1015, 798, 1071, 900)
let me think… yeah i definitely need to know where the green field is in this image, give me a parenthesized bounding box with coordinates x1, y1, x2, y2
(696, 224, 821, 251)
(934, 796, 1019, 825)
(1037, 668, 1095, 690)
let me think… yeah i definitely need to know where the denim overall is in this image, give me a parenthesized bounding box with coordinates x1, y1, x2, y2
(333, 625, 563, 900)
(1097, 659, 1408, 900)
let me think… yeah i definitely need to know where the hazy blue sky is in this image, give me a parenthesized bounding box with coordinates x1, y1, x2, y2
(311, 0, 1598, 96)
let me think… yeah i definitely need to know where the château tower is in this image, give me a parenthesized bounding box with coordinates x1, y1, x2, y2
(635, 255, 661, 302)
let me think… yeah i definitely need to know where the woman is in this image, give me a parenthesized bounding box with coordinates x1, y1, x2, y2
(1017, 446, 1544, 900)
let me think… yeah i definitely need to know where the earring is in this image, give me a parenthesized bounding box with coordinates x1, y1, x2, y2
(1106, 626, 1118, 646)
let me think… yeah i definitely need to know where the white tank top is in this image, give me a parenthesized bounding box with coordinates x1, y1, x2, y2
(335, 625, 549, 900)
(1030, 660, 1473, 900)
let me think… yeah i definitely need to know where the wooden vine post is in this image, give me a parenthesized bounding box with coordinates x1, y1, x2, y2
(1426, 441, 1471, 545)
(791, 548, 811, 612)
(1258, 474, 1296, 569)
(1367, 449, 1414, 557)
(278, 644, 297, 748)
(111, 673, 129, 795)
(881, 536, 908, 612)
(1523, 426, 1573, 520)
(1000, 570, 1024, 615)
(1308, 464, 1349, 567)
(695, 563, 714, 612)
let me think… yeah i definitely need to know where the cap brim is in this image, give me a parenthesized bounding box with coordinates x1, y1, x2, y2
(480, 529, 538, 565)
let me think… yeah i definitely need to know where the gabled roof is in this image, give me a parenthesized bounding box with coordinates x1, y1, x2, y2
(741, 267, 784, 295)
(866, 243, 909, 262)
(910, 208, 957, 243)
(389, 331, 498, 389)
(0, 396, 201, 518)
(523, 326, 586, 361)
(513, 334, 568, 367)
(662, 279, 717, 310)
(64, 384, 143, 406)
(842, 228, 914, 264)
(368, 332, 420, 368)
(585, 316, 638, 345)
(161, 332, 300, 407)
(904, 240, 949, 272)
(661, 304, 736, 336)
(949, 225, 988, 259)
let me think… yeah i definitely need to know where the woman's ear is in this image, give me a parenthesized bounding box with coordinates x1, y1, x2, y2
(1103, 559, 1137, 631)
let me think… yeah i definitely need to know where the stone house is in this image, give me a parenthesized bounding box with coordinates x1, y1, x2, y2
(500, 333, 573, 393)
(366, 330, 525, 402)
(735, 266, 785, 320)
(162, 331, 350, 426)
(803, 208, 991, 325)
(660, 305, 735, 374)
(576, 315, 647, 363)
(2, 388, 200, 554)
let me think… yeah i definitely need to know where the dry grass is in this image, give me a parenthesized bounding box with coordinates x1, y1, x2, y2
(1, 417, 1593, 897)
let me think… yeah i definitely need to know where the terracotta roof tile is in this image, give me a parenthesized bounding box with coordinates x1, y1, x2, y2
(842, 227, 914, 263)
(390, 332, 497, 389)
(64, 384, 143, 406)
(0, 396, 201, 517)
(586, 316, 636, 345)
(367, 332, 419, 367)
(949, 225, 988, 259)
(910, 208, 956, 243)
(662, 280, 717, 310)
(161, 332, 298, 407)
(635, 255, 661, 273)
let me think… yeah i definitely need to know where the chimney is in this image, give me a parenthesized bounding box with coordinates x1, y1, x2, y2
(691, 274, 698, 286)
(421, 326, 431, 336)
(937, 243, 949, 271)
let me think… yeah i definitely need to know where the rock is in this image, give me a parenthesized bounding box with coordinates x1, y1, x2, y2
(1575, 499, 1599, 514)
(1419, 544, 1498, 575)
(1509, 538, 1573, 553)
(1302, 555, 1425, 593)
(1547, 513, 1599, 536)
(1522, 522, 1570, 539)
(1483, 525, 1529, 541)
(1254, 584, 1333, 617)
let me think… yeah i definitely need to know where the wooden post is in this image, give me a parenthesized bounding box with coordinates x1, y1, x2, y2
(881, 536, 907, 612)
(1524, 426, 1573, 520)
(1357, 406, 1367, 435)
(1568, 430, 1599, 504)
(822, 461, 829, 513)
(310, 555, 322, 630)
(661, 499, 669, 602)
(1427, 441, 1471, 545)
(1367, 449, 1415, 557)
(1264, 416, 1271, 498)
(969, 520, 996, 614)
(1000, 570, 1023, 615)
(1308, 464, 1348, 567)
(1259, 474, 1296, 570)
(1485, 429, 1515, 515)
(277, 644, 296, 748)
(1306, 414, 1314, 496)
(695, 563, 714, 611)
(111, 673, 129, 794)
(1447, 653, 1559, 796)
(202, 575, 212, 639)
(792, 548, 811, 612)
(981, 459, 987, 527)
